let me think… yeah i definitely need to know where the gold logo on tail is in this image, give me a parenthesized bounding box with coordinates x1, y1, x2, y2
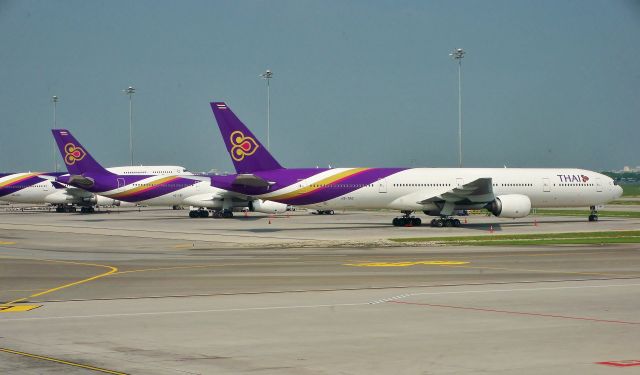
(230, 131, 259, 161)
(64, 143, 86, 165)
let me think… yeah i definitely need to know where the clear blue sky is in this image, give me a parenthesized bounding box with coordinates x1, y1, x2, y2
(1, 0, 638, 172)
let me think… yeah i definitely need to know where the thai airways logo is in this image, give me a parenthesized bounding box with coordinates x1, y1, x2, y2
(230, 131, 259, 162)
(557, 174, 589, 183)
(64, 143, 86, 165)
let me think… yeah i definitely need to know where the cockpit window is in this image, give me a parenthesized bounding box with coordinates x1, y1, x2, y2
(613, 179, 620, 186)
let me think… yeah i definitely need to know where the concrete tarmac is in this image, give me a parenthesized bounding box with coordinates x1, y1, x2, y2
(0, 208, 639, 374)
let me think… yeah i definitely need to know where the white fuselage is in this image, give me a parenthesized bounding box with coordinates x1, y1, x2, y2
(259, 168, 622, 211)
(0, 166, 191, 206)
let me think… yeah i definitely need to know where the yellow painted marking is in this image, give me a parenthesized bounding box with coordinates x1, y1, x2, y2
(173, 243, 194, 249)
(0, 304, 42, 312)
(0, 347, 128, 374)
(115, 263, 231, 275)
(0, 259, 117, 308)
(345, 260, 470, 267)
(0, 241, 16, 245)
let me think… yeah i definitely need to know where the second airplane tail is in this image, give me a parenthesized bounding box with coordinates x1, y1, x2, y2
(51, 129, 111, 176)
(210, 102, 282, 174)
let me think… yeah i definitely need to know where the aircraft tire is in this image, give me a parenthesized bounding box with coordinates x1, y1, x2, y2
(452, 219, 461, 227)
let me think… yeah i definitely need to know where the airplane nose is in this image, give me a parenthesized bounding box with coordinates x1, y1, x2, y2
(616, 185, 623, 198)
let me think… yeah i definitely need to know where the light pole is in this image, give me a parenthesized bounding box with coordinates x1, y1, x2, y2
(449, 48, 465, 167)
(51, 95, 59, 171)
(123, 86, 135, 165)
(260, 69, 273, 149)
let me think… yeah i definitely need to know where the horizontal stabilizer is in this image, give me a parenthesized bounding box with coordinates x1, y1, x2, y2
(232, 174, 273, 188)
(68, 175, 95, 188)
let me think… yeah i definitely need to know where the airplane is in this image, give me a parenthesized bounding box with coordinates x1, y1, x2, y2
(0, 171, 133, 212)
(208, 101, 623, 227)
(51, 129, 287, 217)
(0, 165, 190, 213)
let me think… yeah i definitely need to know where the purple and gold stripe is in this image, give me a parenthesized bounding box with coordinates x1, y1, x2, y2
(109, 175, 182, 200)
(267, 168, 371, 201)
(0, 173, 45, 197)
(261, 168, 406, 206)
(0, 173, 42, 188)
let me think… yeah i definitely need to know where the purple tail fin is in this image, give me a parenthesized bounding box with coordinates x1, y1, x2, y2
(210, 102, 282, 173)
(51, 129, 111, 175)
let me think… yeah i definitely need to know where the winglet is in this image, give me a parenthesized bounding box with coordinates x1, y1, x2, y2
(210, 102, 282, 173)
(51, 129, 111, 175)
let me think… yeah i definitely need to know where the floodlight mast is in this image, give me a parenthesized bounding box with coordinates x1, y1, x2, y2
(260, 69, 273, 149)
(123, 86, 135, 165)
(51, 96, 59, 172)
(449, 48, 465, 168)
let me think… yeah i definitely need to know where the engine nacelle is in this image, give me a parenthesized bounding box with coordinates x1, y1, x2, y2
(486, 194, 531, 218)
(249, 199, 288, 214)
(92, 195, 124, 207)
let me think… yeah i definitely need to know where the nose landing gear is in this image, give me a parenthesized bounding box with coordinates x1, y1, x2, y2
(588, 206, 599, 222)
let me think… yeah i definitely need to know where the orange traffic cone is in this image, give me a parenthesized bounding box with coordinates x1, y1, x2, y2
(464, 218, 468, 224)
(489, 225, 494, 234)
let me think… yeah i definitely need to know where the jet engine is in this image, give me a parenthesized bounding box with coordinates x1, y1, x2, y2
(249, 199, 288, 214)
(89, 195, 129, 207)
(486, 194, 531, 218)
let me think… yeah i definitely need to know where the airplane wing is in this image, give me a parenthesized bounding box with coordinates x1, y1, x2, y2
(418, 178, 495, 215)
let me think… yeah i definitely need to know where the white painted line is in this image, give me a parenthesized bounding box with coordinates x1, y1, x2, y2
(374, 282, 640, 304)
(0, 302, 370, 322)
(2, 282, 638, 322)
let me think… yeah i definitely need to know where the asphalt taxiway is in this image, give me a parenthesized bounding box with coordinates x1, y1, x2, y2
(0, 208, 639, 374)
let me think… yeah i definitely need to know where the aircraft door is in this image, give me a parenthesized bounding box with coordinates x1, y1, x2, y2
(596, 178, 602, 192)
(378, 179, 387, 193)
(117, 178, 125, 189)
(456, 178, 464, 188)
(542, 178, 551, 192)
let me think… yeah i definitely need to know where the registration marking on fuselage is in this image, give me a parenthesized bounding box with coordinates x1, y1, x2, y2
(344, 260, 470, 267)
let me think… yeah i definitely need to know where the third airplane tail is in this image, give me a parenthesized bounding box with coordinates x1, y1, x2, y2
(51, 129, 112, 176)
(210, 102, 282, 174)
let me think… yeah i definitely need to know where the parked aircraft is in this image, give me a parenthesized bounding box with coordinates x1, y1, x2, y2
(208, 101, 623, 227)
(0, 165, 189, 213)
(0, 172, 131, 212)
(51, 129, 287, 217)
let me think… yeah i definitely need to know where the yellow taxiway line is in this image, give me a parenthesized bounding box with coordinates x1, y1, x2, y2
(0, 347, 128, 374)
(0, 258, 118, 309)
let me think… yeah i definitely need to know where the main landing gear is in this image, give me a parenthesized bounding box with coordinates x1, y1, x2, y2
(55, 205, 77, 213)
(79, 206, 95, 214)
(189, 209, 210, 218)
(188, 209, 234, 219)
(588, 206, 599, 222)
(392, 211, 422, 227)
(429, 217, 461, 227)
(315, 210, 335, 215)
